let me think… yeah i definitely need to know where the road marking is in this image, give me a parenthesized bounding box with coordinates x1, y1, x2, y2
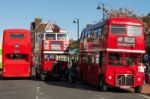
(36, 96, 39, 99)
(37, 87, 40, 93)
(94, 93, 99, 97)
(40, 92, 44, 95)
(100, 98, 105, 99)
(138, 94, 150, 99)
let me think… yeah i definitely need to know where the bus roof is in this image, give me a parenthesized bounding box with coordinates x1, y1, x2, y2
(81, 17, 143, 32)
(107, 17, 143, 26)
(4, 29, 30, 33)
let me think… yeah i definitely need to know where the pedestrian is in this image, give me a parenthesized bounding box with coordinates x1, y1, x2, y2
(145, 63, 150, 83)
(70, 59, 77, 83)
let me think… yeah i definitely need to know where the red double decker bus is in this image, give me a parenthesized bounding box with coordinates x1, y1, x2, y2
(35, 23, 69, 80)
(78, 17, 145, 93)
(2, 29, 32, 78)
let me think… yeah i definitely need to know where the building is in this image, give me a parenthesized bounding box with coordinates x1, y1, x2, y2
(30, 18, 61, 51)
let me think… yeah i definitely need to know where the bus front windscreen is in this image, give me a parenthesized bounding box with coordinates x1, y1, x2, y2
(45, 34, 56, 40)
(108, 52, 137, 66)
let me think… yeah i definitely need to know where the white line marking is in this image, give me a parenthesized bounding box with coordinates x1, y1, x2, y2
(100, 98, 105, 99)
(37, 87, 40, 93)
(94, 93, 99, 97)
(138, 94, 150, 99)
(40, 92, 44, 95)
(36, 96, 39, 99)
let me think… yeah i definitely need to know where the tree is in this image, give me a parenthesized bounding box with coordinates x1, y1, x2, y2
(67, 39, 80, 50)
(141, 14, 150, 53)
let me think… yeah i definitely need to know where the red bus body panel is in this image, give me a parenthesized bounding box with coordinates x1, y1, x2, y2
(78, 17, 145, 90)
(2, 29, 32, 77)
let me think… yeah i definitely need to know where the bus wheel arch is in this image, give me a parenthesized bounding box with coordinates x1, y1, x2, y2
(134, 86, 142, 93)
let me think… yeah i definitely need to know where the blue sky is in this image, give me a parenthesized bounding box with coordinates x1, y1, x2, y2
(0, 0, 149, 41)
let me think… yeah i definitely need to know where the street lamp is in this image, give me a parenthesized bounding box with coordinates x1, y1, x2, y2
(97, 2, 105, 21)
(73, 18, 79, 40)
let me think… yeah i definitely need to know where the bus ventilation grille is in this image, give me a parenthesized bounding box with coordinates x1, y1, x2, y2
(117, 74, 134, 86)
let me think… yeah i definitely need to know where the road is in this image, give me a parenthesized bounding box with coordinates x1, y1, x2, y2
(0, 76, 149, 99)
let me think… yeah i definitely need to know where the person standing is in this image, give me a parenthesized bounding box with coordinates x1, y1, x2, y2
(70, 59, 77, 83)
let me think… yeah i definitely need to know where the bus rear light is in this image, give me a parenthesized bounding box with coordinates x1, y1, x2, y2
(3, 68, 6, 72)
(108, 75, 112, 80)
(48, 67, 50, 70)
(28, 67, 31, 72)
(137, 77, 141, 81)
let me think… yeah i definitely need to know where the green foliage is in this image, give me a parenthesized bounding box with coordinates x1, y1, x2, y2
(0, 62, 2, 69)
(0, 49, 2, 55)
(107, 8, 139, 18)
(67, 39, 80, 50)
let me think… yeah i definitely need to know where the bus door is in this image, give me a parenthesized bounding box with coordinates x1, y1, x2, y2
(99, 51, 106, 73)
(92, 53, 100, 85)
(86, 54, 95, 84)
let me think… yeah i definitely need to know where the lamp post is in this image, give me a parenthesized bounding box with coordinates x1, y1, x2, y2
(73, 18, 79, 40)
(97, 2, 105, 21)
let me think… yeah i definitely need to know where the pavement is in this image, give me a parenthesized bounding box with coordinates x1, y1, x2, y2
(142, 84, 150, 95)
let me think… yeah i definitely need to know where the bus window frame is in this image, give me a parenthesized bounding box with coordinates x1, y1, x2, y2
(102, 24, 108, 35)
(10, 33, 25, 39)
(110, 24, 126, 34)
(99, 51, 106, 68)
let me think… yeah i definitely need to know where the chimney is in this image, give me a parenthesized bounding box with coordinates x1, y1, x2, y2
(35, 18, 42, 29)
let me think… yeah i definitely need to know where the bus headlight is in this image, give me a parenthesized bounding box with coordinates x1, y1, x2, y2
(3, 69, 6, 72)
(138, 77, 141, 81)
(108, 75, 112, 80)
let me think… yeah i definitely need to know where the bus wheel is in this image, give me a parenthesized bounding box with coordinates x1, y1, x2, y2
(40, 73, 47, 81)
(134, 86, 142, 93)
(98, 76, 107, 91)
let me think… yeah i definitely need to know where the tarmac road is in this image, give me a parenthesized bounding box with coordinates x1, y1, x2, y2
(0, 76, 149, 99)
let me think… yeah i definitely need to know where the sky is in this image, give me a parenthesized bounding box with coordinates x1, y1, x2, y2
(0, 0, 149, 41)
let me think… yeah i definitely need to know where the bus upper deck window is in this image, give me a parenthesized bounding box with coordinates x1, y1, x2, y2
(111, 25, 126, 34)
(127, 25, 142, 36)
(10, 34, 24, 39)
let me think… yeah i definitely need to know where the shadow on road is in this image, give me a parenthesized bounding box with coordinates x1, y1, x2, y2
(44, 78, 131, 93)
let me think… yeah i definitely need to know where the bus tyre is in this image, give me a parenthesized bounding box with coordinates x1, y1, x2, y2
(99, 76, 107, 91)
(134, 86, 142, 93)
(40, 73, 47, 81)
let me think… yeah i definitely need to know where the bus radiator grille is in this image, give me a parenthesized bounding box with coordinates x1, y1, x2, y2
(117, 74, 134, 86)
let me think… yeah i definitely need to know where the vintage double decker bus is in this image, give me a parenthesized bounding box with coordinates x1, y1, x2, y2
(78, 17, 145, 93)
(2, 29, 32, 78)
(35, 23, 69, 80)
